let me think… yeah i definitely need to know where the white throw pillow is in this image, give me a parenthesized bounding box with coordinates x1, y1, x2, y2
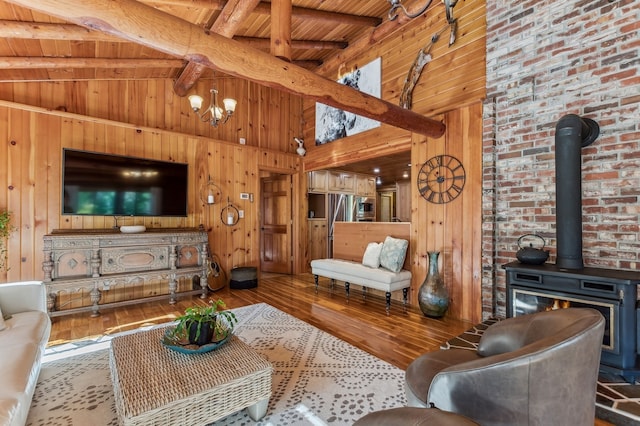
(0, 305, 6, 331)
(362, 242, 383, 268)
(379, 236, 409, 273)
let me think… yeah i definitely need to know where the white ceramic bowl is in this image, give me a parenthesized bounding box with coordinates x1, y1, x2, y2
(120, 225, 146, 234)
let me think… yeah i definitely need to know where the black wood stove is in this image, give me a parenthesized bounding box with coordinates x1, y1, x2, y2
(503, 261, 640, 382)
(503, 115, 640, 382)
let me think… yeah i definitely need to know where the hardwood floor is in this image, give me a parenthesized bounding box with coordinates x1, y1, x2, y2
(47, 272, 612, 425)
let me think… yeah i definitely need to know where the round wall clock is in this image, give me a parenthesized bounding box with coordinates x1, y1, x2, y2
(417, 154, 466, 204)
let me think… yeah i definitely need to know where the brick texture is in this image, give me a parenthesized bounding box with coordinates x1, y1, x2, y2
(483, 0, 639, 318)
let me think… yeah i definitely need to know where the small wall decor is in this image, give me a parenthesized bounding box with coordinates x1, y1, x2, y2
(315, 57, 381, 145)
(221, 197, 239, 226)
(417, 154, 466, 204)
(294, 137, 306, 156)
(400, 21, 457, 110)
(200, 178, 222, 206)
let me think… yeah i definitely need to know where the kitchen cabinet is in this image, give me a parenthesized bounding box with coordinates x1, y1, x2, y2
(328, 171, 355, 193)
(356, 175, 377, 197)
(308, 170, 328, 193)
(308, 219, 328, 262)
(308, 193, 327, 219)
(396, 181, 411, 222)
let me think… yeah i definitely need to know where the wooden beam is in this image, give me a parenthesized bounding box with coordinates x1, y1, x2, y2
(241, 37, 347, 51)
(6, 0, 445, 138)
(270, 0, 292, 61)
(0, 57, 185, 68)
(304, 125, 412, 172)
(278, 4, 381, 27)
(292, 60, 323, 69)
(145, 0, 382, 27)
(173, 0, 260, 97)
(235, 37, 347, 50)
(0, 20, 346, 50)
(0, 19, 120, 42)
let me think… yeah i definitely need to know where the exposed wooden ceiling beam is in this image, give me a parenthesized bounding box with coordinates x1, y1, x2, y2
(0, 57, 185, 68)
(0, 19, 120, 41)
(173, 0, 260, 97)
(270, 0, 292, 61)
(0, 56, 317, 73)
(145, 0, 382, 27)
(235, 36, 347, 50)
(293, 60, 323, 69)
(4, 0, 445, 138)
(0, 20, 346, 50)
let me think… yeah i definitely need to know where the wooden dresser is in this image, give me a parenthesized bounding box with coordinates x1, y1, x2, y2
(42, 228, 208, 317)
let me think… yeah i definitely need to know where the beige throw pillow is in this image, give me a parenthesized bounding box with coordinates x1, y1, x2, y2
(362, 242, 383, 268)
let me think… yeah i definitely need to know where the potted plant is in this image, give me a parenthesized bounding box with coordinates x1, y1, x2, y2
(171, 299, 238, 346)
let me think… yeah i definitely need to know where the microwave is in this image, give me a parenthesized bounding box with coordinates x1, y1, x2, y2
(357, 197, 375, 216)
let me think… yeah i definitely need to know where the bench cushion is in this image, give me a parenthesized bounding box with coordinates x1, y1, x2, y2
(311, 259, 411, 293)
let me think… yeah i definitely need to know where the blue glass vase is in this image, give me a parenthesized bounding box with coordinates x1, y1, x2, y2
(418, 251, 450, 318)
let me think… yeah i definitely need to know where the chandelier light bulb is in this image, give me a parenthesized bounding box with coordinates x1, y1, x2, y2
(188, 95, 204, 112)
(223, 98, 237, 114)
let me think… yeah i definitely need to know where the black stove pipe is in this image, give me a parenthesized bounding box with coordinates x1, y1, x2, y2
(554, 114, 599, 270)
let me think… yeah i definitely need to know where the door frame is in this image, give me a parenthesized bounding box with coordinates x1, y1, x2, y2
(258, 167, 303, 275)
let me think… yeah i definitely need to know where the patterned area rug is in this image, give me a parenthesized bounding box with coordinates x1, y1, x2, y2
(442, 319, 640, 426)
(27, 303, 405, 425)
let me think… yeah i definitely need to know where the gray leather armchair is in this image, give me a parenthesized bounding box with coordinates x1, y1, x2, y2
(357, 308, 605, 426)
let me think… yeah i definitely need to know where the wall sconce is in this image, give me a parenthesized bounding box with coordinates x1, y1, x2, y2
(294, 137, 306, 157)
(200, 178, 222, 206)
(188, 88, 237, 127)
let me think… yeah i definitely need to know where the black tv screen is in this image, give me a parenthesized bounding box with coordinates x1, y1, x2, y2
(62, 149, 188, 217)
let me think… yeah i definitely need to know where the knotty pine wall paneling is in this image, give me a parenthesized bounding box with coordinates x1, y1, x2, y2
(299, 0, 485, 322)
(302, 0, 486, 140)
(410, 102, 483, 323)
(0, 101, 301, 292)
(303, 102, 483, 323)
(0, 78, 303, 155)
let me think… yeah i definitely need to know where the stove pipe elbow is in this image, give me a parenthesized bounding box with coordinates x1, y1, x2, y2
(554, 114, 599, 270)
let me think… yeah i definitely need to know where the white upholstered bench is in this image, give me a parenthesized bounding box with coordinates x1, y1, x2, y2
(311, 222, 413, 311)
(311, 258, 411, 311)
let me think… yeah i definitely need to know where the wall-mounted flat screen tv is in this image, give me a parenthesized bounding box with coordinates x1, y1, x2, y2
(62, 149, 188, 217)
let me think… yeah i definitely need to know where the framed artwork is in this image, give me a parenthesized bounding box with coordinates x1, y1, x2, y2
(315, 57, 381, 145)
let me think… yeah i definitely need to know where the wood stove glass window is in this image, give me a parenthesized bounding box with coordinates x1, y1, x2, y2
(512, 288, 614, 350)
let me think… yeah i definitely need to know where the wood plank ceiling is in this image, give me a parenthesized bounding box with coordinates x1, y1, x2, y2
(0, 0, 435, 184)
(0, 0, 389, 82)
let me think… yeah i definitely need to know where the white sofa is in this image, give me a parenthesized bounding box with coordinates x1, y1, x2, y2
(0, 281, 51, 426)
(311, 258, 411, 311)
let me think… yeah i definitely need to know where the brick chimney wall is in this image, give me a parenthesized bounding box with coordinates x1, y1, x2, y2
(483, 0, 639, 318)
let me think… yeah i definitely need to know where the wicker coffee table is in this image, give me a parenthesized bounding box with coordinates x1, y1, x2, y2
(109, 326, 272, 426)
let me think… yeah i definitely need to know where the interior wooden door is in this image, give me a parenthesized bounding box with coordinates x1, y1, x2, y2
(260, 174, 292, 273)
(380, 193, 393, 222)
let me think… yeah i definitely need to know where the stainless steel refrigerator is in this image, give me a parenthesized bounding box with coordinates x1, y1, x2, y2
(328, 193, 356, 257)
